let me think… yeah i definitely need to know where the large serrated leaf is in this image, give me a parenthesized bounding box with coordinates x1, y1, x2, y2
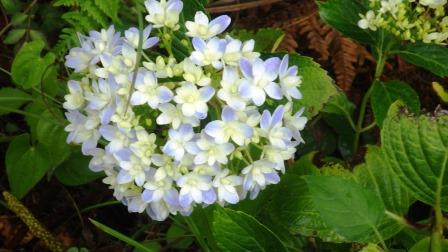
(371, 80, 420, 127)
(382, 102, 448, 211)
(354, 146, 411, 240)
(212, 207, 287, 252)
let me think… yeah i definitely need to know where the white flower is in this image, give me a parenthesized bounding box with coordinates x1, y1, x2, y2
(217, 67, 248, 110)
(242, 160, 279, 199)
(142, 178, 179, 206)
(156, 103, 200, 129)
(65, 110, 100, 154)
(173, 82, 215, 118)
(186, 133, 235, 165)
(420, 0, 447, 8)
(185, 11, 231, 40)
(129, 127, 157, 166)
(152, 154, 181, 181)
(190, 37, 226, 69)
(205, 106, 253, 146)
(127, 196, 148, 213)
(143, 56, 179, 78)
(84, 78, 118, 124)
(260, 106, 294, 148)
(239, 57, 282, 106)
(222, 36, 259, 66)
(124, 25, 159, 49)
(146, 201, 171, 221)
(88, 25, 123, 59)
(88, 148, 116, 172)
(278, 55, 302, 101)
(144, 0, 183, 30)
(63, 80, 85, 110)
(130, 69, 173, 109)
(99, 125, 134, 154)
(358, 10, 378, 30)
(118, 153, 151, 186)
(163, 124, 195, 161)
(213, 169, 242, 204)
(284, 103, 307, 142)
(182, 58, 211, 86)
(177, 173, 216, 208)
(263, 145, 296, 173)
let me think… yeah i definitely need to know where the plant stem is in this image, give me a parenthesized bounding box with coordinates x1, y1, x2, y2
(352, 51, 387, 154)
(183, 216, 211, 252)
(431, 203, 444, 252)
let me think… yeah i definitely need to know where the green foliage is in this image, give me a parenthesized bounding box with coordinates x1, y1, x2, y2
(354, 146, 411, 240)
(0, 87, 32, 115)
(396, 43, 448, 77)
(89, 218, 156, 252)
(5, 134, 51, 199)
(371, 80, 420, 128)
(230, 28, 285, 52)
(36, 110, 71, 168)
(11, 40, 56, 89)
(303, 175, 385, 243)
(212, 207, 287, 252)
(382, 102, 448, 211)
(52, 0, 121, 56)
(265, 53, 338, 118)
(54, 151, 104, 186)
(3, 28, 26, 44)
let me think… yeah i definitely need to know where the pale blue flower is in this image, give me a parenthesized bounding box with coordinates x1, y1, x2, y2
(163, 124, 195, 161)
(239, 57, 282, 105)
(176, 173, 216, 208)
(190, 37, 226, 69)
(278, 55, 302, 101)
(260, 105, 293, 149)
(185, 11, 231, 39)
(205, 106, 253, 146)
(124, 25, 159, 49)
(130, 69, 173, 109)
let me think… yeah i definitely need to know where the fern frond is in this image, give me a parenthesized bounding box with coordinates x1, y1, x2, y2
(94, 0, 120, 23)
(53, 0, 79, 7)
(80, 0, 108, 28)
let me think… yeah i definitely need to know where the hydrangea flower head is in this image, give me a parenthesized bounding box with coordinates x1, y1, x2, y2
(63, 1, 307, 221)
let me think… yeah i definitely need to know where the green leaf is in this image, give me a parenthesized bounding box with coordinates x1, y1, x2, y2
(3, 29, 26, 44)
(1, 0, 21, 14)
(212, 207, 287, 252)
(54, 152, 105, 186)
(354, 146, 411, 240)
(0, 87, 32, 116)
(265, 53, 338, 118)
(11, 13, 28, 26)
(381, 102, 448, 211)
(318, 0, 383, 46)
(229, 28, 285, 52)
(397, 43, 448, 77)
(166, 222, 194, 249)
(36, 110, 70, 168)
(11, 40, 56, 89)
(371, 80, 420, 127)
(268, 174, 346, 242)
(5, 134, 51, 199)
(133, 241, 161, 252)
(432, 81, 448, 103)
(409, 237, 448, 252)
(89, 219, 155, 252)
(303, 175, 385, 242)
(322, 92, 355, 116)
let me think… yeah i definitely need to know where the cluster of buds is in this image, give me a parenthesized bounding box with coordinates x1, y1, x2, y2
(63, 0, 307, 220)
(358, 0, 448, 44)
